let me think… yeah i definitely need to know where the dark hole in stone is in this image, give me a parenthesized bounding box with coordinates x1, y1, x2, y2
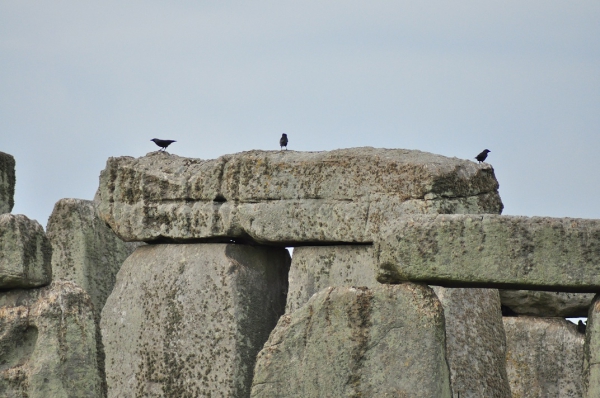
(501, 305, 518, 317)
(213, 194, 227, 203)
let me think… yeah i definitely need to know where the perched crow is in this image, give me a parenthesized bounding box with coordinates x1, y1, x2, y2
(578, 320, 587, 334)
(475, 149, 491, 163)
(280, 134, 288, 150)
(151, 138, 176, 151)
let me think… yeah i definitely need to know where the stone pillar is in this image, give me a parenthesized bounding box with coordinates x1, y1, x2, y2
(101, 243, 290, 398)
(0, 281, 105, 398)
(46, 198, 139, 318)
(584, 294, 600, 397)
(0, 213, 52, 289)
(252, 284, 451, 397)
(0, 151, 15, 214)
(504, 316, 584, 397)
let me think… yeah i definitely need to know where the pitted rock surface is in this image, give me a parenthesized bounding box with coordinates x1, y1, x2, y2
(504, 317, 584, 398)
(0, 213, 52, 288)
(0, 151, 15, 214)
(500, 289, 595, 317)
(96, 148, 502, 243)
(0, 281, 104, 398)
(46, 198, 139, 319)
(584, 294, 600, 397)
(251, 284, 451, 397)
(377, 214, 600, 292)
(101, 243, 290, 398)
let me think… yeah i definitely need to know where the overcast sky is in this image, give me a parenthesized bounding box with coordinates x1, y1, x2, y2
(1, 2, 599, 228)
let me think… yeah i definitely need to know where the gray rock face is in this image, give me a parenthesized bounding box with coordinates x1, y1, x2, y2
(432, 287, 511, 398)
(0, 151, 15, 214)
(101, 243, 290, 398)
(0, 281, 104, 398)
(500, 289, 594, 317)
(96, 148, 503, 244)
(584, 294, 600, 398)
(0, 214, 52, 288)
(377, 214, 600, 292)
(251, 284, 452, 398)
(46, 198, 139, 318)
(504, 317, 584, 398)
(286, 245, 377, 313)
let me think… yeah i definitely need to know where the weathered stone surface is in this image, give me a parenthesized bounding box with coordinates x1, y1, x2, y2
(504, 317, 584, 398)
(0, 151, 15, 214)
(286, 245, 377, 313)
(0, 281, 104, 398)
(46, 198, 139, 318)
(101, 243, 290, 398)
(0, 214, 52, 288)
(584, 294, 600, 397)
(96, 148, 503, 243)
(432, 287, 510, 398)
(377, 214, 600, 292)
(251, 284, 451, 397)
(500, 289, 594, 317)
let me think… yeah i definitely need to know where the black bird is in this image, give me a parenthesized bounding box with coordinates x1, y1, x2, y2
(475, 149, 491, 163)
(151, 138, 176, 151)
(280, 134, 288, 150)
(578, 320, 587, 334)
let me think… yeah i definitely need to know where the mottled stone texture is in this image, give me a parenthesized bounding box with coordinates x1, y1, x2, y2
(96, 148, 503, 244)
(0, 151, 15, 214)
(46, 198, 139, 318)
(504, 317, 584, 398)
(101, 244, 290, 398)
(500, 289, 594, 317)
(251, 285, 451, 398)
(377, 214, 600, 292)
(584, 294, 600, 398)
(432, 287, 510, 398)
(286, 245, 377, 313)
(0, 214, 52, 288)
(0, 281, 104, 398)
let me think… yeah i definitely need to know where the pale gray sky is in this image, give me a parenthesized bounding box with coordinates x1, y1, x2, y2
(1, 1, 599, 227)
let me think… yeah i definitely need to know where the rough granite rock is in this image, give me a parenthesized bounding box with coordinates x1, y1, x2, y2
(46, 198, 139, 319)
(432, 287, 511, 398)
(96, 148, 503, 244)
(0, 151, 15, 214)
(251, 284, 451, 398)
(0, 281, 104, 398)
(504, 317, 584, 398)
(376, 214, 600, 292)
(101, 243, 290, 398)
(0, 214, 52, 288)
(500, 289, 595, 317)
(584, 294, 600, 397)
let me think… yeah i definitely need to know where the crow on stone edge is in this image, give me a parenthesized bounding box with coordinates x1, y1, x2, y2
(151, 138, 176, 151)
(280, 134, 288, 150)
(475, 149, 490, 163)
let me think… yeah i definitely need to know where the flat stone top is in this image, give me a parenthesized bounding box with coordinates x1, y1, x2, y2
(99, 147, 499, 203)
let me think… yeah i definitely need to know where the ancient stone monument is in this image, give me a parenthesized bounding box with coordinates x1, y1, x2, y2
(2, 146, 600, 397)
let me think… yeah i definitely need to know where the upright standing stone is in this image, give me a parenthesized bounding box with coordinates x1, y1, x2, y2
(504, 317, 584, 398)
(251, 284, 451, 397)
(101, 244, 290, 398)
(0, 281, 104, 398)
(0, 151, 15, 214)
(584, 294, 600, 397)
(432, 287, 511, 398)
(46, 198, 139, 318)
(0, 213, 52, 288)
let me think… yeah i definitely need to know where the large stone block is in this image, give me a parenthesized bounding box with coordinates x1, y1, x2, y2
(251, 284, 451, 397)
(500, 289, 594, 317)
(46, 198, 139, 318)
(0, 151, 15, 214)
(377, 214, 600, 292)
(96, 148, 503, 244)
(101, 243, 290, 398)
(584, 294, 600, 397)
(0, 281, 104, 398)
(432, 287, 511, 398)
(504, 317, 584, 398)
(0, 214, 52, 288)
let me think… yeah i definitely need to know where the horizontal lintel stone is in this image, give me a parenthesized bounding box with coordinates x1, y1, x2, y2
(376, 214, 600, 293)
